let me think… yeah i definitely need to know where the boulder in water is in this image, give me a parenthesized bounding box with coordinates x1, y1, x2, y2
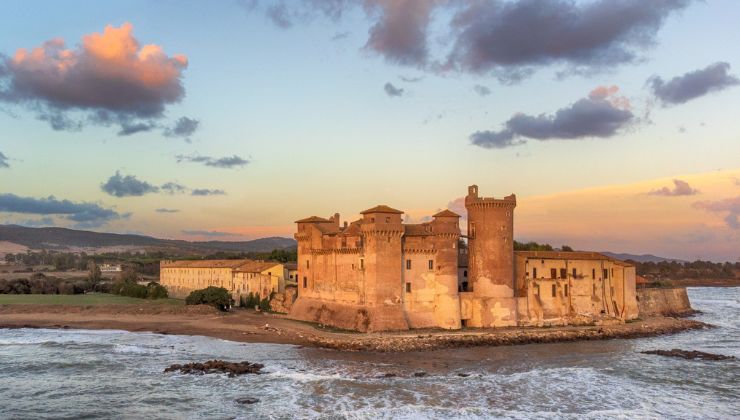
(642, 349, 735, 361)
(164, 360, 265, 376)
(236, 397, 260, 405)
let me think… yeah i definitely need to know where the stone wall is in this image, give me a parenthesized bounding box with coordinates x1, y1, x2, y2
(636, 287, 693, 317)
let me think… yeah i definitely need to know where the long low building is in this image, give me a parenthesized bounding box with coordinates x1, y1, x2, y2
(159, 259, 284, 301)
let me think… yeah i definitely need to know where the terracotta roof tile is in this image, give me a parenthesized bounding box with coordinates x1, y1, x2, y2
(360, 205, 403, 214)
(433, 209, 461, 218)
(295, 216, 333, 223)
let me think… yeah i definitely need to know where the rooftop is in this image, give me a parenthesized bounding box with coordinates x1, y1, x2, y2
(360, 205, 403, 215)
(515, 251, 633, 266)
(433, 209, 461, 218)
(295, 216, 333, 223)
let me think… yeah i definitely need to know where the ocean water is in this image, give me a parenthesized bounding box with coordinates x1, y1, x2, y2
(0, 287, 737, 419)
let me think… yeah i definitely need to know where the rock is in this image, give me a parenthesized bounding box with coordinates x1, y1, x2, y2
(413, 371, 427, 377)
(164, 360, 265, 376)
(236, 397, 260, 405)
(379, 373, 397, 378)
(457, 373, 470, 378)
(641, 349, 735, 361)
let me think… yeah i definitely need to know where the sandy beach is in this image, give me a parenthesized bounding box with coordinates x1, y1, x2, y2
(0, 304, 708, 352)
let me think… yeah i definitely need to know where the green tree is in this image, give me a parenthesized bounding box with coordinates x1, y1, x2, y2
(185, 287, 233, 311)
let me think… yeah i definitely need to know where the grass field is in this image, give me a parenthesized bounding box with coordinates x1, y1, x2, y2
(0, 293, 184, 306)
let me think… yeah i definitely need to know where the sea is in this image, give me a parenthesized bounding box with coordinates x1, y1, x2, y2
(0, 287, 737, 419)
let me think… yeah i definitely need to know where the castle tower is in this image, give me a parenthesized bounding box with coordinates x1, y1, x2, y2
(430, 210, 463, 329)
(464, 185, 518, 327)
(359, 205, 409, 331)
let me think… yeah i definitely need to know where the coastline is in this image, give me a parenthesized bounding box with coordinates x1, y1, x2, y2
(0, 304, 709, 352)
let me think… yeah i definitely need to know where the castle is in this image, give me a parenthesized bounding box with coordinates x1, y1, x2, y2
(288, 185, 639, 331)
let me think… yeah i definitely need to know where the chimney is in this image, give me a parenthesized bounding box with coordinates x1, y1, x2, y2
(343, 221, 348, 228)
(333, 213, 340, 226)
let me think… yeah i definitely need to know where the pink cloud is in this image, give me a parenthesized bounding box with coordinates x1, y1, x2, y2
(1, 23, 188, 130)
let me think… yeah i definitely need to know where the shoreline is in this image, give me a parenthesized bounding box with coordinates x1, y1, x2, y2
(0, 304, 709, 352)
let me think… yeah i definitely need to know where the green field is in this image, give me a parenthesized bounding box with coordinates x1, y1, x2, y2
(0, 293, 184, 306)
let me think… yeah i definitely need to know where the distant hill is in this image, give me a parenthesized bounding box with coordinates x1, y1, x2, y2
(600, 252, 686, 263)
(0, 225, 296, 254)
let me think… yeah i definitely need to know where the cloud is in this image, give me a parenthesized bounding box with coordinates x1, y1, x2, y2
(0, 193, 126, 225)
(248, 1, 689, 82)
(648, 62, 739, 105)
(118, 121, 157, 136)
(399, 75, 423, 83)
(693, 196, 740, 229)
(384, 82, 404, 97)
(447, 0, 691, 81)
(0, 151, 9, 168)
(473, 85, 491, 96)
(191, 188, 226, 196)
(160, 182, 188, 195)
(176, 154, 250, 169)
(163, 116, 199, 138)
(471, 86, 634, 149)
(0, 23, 188, 133)
(101, 171, 160, 197)
(364, 0, 438, 66)
(181, 229, 240, 237)
(12, 217, 56, 227)
(155, 208, 180, 213)
(648, 179, 699, 196)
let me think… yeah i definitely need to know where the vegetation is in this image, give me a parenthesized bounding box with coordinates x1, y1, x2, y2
(238, 292, 273, 311)
(109, 268, 168, 300)
(631, 260, 739, 280)
(514, 241, 557, 251)
(186, 287, 233, 311)
(0, 273, 105, 295)
(0, 293, 183, 306)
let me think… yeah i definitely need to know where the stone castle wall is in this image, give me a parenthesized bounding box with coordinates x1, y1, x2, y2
(636, 287, 693, 317)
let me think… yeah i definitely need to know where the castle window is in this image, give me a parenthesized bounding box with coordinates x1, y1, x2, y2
(469, 222, 476, 238)
(603, 269, 609, 279)
(406, 259, 412, 270)
(611, 268, 614, 277)
(360, 258, 364, 269)
(464, 270, 468, 278)
(564, 285, 569, 297)
(406, 282, 411, 293)
(572, 268, 577, 278)
(370, 217, 375, 223)
(552, 284, 557, 297)
(592, 268, 596, 279)
(306, 260, 310, 269)
(560, 268, 567, 279)
(533, 267, 537, 278)
(428, 260, 434, 270)
(303, 277, 307, 288)
(550, 268, 557, 279)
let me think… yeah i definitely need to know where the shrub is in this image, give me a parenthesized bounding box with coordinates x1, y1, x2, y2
(185, 287, 233, 311)
(146, 282, 168, 299)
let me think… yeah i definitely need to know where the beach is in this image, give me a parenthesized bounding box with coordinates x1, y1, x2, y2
(0, 301, 707, 352)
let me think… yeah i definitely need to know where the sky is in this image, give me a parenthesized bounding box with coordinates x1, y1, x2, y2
(0, 0, 738, 262)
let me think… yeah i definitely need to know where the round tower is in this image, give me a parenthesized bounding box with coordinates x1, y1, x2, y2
(464, 185, 516, 298)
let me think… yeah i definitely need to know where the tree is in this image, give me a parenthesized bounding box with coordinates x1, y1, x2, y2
(561, 245, 574, 252)
(87, 260, 102, 284)
(185, 287, 233, 311)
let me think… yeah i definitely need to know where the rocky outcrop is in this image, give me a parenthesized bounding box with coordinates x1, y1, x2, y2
(304, 318, 707, 352)
(642, 349, 735, 361)
(269, 286, 297, 314)
(164, 360, 264, 377)
(637, 287, 695, 317)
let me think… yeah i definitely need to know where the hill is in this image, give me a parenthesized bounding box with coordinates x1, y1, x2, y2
(600, 252, 686, 263)
(0, 225, 296, 254)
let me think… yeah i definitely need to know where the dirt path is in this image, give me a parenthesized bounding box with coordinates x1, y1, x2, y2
(0, 304, 708, 352)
